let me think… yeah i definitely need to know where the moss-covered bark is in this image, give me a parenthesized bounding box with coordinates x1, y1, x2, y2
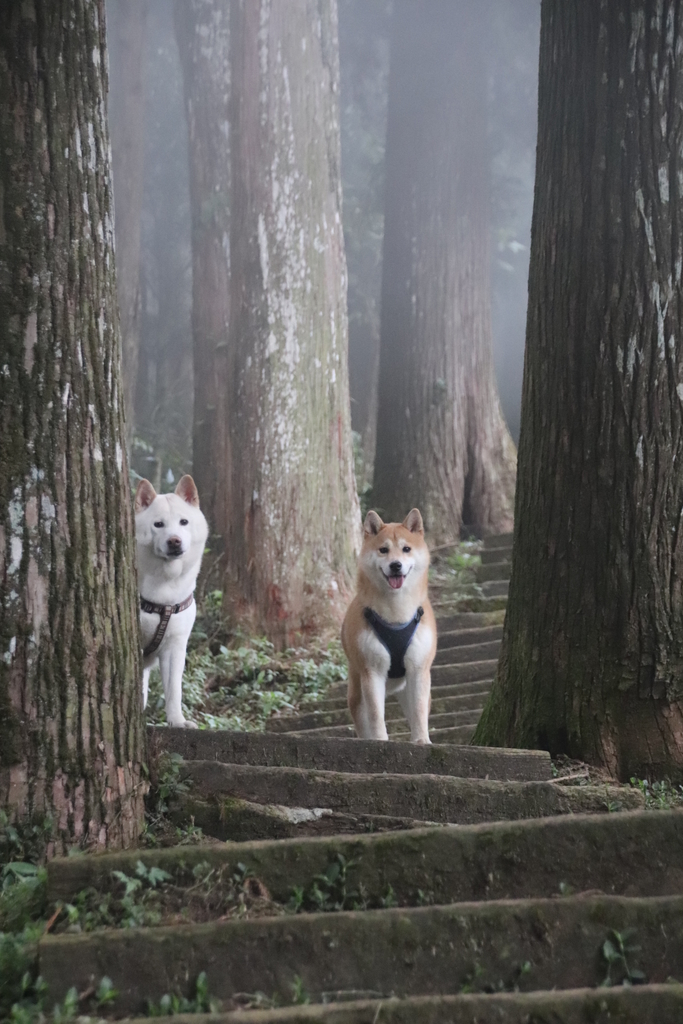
(372, 1, 516, 543)
(174, 0, 230, 528)
(474, 0, 683, 781)
(221, 0, 360, 643)
(0, 0, 143, 850)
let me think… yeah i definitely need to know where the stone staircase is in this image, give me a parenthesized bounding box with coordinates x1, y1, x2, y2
(263, 532, 513, 745)
(36, 533, 683, 1021)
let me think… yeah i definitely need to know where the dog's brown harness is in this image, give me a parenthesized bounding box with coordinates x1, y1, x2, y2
(140, 594, 194, 658)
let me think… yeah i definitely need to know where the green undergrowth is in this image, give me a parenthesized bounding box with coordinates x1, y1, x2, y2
(629, 778, 683, 810)
(429, 541, 484, 606)
(144, 591, 347, 731)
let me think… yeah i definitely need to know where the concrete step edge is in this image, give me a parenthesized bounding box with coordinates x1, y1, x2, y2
(39, 894, 683, 1013)
(123, 985, 683, 1024)
(149, 728, 552, 782)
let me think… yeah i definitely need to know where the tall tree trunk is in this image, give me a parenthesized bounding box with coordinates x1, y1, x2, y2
(474, 0, 683, 782)
(223, 0, 360, 644)
(107, 0, 147, 444)
(372, 0, 516, 543)
(174, 0, 230, 530)
(0, 0, 144, 851)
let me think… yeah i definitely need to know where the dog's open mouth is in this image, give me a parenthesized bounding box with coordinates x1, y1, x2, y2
(384, 573, 405, 590)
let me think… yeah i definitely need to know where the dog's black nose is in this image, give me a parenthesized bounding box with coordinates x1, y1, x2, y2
(167, 536, 182, 553)
(389, 560, 402, 574)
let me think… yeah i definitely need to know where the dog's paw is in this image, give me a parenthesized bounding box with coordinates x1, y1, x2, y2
(411, 737, 432, 745)
(167, 718, 199, 730)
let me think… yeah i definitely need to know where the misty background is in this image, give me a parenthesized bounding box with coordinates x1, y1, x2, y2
(106, 0, 540, 490)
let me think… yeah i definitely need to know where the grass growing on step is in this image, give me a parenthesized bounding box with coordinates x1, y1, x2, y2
(145, 591, 347, 731)
(142, 752, 210, 848)
(429, 541, 483, 608)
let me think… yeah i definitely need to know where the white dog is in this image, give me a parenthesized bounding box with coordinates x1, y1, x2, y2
(134, 475, 208, 728)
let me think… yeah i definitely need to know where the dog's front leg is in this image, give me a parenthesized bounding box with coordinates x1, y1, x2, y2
(142, 667, 151, 709)
(401, 668, 431, 744)
(354, 670, 389, 740)
(158, 642, 196, 729)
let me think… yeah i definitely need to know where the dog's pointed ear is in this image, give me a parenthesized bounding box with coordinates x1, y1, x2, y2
(364, 510, 384, 536)
(134, 479, 157, 514)
(175, 474, 200, 508)
(402, 508, 424, 535)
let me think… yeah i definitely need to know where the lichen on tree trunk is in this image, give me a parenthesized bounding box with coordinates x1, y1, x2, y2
(223, 0, 360, 644)
(474, 0, 683, 781)
(0, 0, 144, 850)
(371, 0, 516, 544)
(174, 0, 230, 530)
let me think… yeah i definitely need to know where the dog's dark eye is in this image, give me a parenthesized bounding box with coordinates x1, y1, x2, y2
(379, 546, 389, 554)
(180, 519, 189, 526)
(403, 546, 411, 553)
(154, 521, 164, 528)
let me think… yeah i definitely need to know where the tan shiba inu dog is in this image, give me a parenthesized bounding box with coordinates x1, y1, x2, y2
(342, 508, 436, 743)
(134, 475, 208, 729)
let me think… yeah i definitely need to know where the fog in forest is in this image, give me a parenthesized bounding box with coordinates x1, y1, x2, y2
(9, 0, 683, 925)
(107, 0, 540, 490)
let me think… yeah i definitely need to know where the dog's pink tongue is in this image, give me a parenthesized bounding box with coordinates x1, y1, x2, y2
(388, 575, 404, 589)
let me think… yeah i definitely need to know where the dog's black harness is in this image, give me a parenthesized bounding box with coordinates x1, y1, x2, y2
(363, 606, 424, 678)
(140, 594, 194, 658)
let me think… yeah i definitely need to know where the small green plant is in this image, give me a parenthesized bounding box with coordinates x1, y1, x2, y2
(600, 929, 647, 987)
(630, 777, 683, 809)
(379, 884, 397, 909)
(290, 976, 310, 1006)
(147, 971, 220, 1016)
(51, 986, 79, 1024)
(0, 862, 47, 933)
(288, 854, 361, 913)
(94, 976, 119, 1008)
(460, 963, 485, 994)
(0, 811, 52, 868)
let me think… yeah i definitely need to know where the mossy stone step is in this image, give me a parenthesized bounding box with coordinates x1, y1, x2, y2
(314, 679, 493, 713)
(408, 724, 477, 744)
(437, 623, 503, 647)
(431, 659, 497, 685)
(481, 579, 509, 598)
(280, 662, 496, 708)
(267, 693, 487, 735)
(476, 561, 511, 582)
(432, 595, 508, 614)
(480, 546, 511, 565)
(432, 638, 500, 666)
(124, 985, 683, 1023)
(309, 679, 492, 713)
(149, 729, 552, 781)
(434, 611, 505, 631)
(49, 810, 683, 909)
(484, 532, 514, 549)
(178, 761, 643, 825)
(170, 797, 435, 842)
(39, 894, 683, 1013)
(288, 708, 484, 741)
